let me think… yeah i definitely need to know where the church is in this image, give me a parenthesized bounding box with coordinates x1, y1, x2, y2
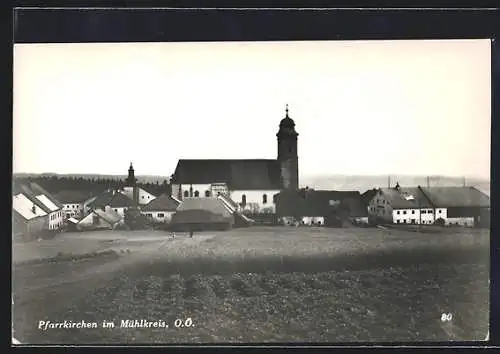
(170, 105, 299, 214)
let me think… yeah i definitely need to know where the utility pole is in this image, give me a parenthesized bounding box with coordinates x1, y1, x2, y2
(427, 176, 430, 188)
(463, 176, 466, 187)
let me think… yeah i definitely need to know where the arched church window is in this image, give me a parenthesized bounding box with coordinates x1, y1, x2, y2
(262, 194, 268, 204)
(184, 190, 189, 198)
(205, 190, 211, 197)
(194, 191, 200, 197)
(241, 194, 247, 205)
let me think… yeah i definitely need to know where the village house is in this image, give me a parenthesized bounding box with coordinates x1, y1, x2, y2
(368, 184, 490, 227)
(368, 184, 435, 225)
(170, 105, 299, 214)
(419, 186, 490, 227)
(53, 190, 93, 220)
(15, 183, 64, 231)
(275, 188, 366, 226)
(170, 197, 237, 231)
(12, 193, 48, 240)
(77, 207, 122, 231)
(141, 194, 180, 223)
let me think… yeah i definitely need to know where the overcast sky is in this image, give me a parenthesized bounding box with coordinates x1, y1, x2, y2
(13, 39, 491, 179)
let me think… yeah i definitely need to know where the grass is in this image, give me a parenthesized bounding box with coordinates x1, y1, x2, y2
(12, 227, 490, 344)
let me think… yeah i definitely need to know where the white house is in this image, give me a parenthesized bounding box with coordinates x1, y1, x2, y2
(419, 186, 490, 227)
(12, 193, 48, 238)
(141, 194, 180, 223)
(54, 190, 93, 220)
(368, 185, 490, 227)
(17, 183, 64, 231)
(368, 185, 435, 225)
(170, 106, 299, 215)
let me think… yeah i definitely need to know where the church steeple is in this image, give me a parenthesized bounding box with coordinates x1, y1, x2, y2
(277, 104, 299, 190)
(127, 162, 136, 187)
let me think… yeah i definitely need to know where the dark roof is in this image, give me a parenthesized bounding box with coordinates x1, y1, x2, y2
(420, 187, 490, 208)
(87, 190, 139, 209)
(29, 183, 64, 209)
(379, 187, 434, 209)
(171, 210, 233, 225)
(141, 194, 180, 212)
(54, 190, 92, 204)
(177, 197, 233, 217)
(361, 189, 378, 205)
(275, 189, 361, 217)
(172, 159, 283, 190)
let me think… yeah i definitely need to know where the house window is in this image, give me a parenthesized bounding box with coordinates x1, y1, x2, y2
(403, 211, 407, 215)
(205, 190, 211, 197)
(263, 194, 268, 204)
(66, 213, 71, 218)
(194, 191, 200, 197)
(438, 210, 442, 213)
(241, 194, 247, 205)
(184, 191, 189, 198)
(421, 210, 426, 214)
(397, 210, 400, 215)
(146, 213, 152, 217)
(158, 213, 165, 218)
(412, 210, 415, 214)
(115, 209, 118, 212)
(142, 196, 144, 199)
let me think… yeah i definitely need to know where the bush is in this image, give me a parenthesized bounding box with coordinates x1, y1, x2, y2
(434, 218, 445, 227)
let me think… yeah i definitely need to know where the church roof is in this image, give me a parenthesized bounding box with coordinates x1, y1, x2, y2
(172, 159, 283, 190)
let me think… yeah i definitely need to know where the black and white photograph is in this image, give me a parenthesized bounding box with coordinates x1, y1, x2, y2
(12, 36, 491, 344)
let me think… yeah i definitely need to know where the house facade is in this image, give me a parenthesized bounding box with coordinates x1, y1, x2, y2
(77, 207, 122, 230)
(368, 184, 490, 227)
(170, 106, 299, 214)
(141, 194, 180, 223)
(12, 194, 48, 239)
(16, 183, 64, 231)
(86, 189, 139, 217)
(54, 190, 92, 220)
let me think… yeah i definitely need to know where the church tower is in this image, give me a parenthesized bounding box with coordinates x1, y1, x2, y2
(126, 162, 139, 204)
(277, 104, 299, 190)
(127, 162, 136, 187)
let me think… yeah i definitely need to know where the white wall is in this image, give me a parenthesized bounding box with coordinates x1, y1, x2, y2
(47, 210, 64, 230)
(172, 184, 213, 198)
(230, 190, 279, 214)
(122, 187, 157, 205)
(63, 203, 83, 219)
(301, 216, 325, 226)
(446, 217, 474, 227)
(109, 207, 127, 217)
(142, 211, 175, 223)
(435, 208, 447, 221)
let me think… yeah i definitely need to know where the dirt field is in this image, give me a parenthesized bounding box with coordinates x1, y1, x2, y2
(12, 227, 490, 344)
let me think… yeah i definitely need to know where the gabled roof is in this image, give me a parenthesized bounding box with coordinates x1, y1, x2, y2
(12, 194, 48, 220)
(17, 185, 53, 214)
(92, 208, 122, 225)
(177, 197, 233, 218)
(54, 190, 92, 204)
(35, 195, 59, 212)
(419, 186, 490, 208)
(378, 187, 434, 209)
(28, 183, 63, 209)
(87, 190, 139, 209)
(141, 194, 180, 212)
(172, 159, 283, 190)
